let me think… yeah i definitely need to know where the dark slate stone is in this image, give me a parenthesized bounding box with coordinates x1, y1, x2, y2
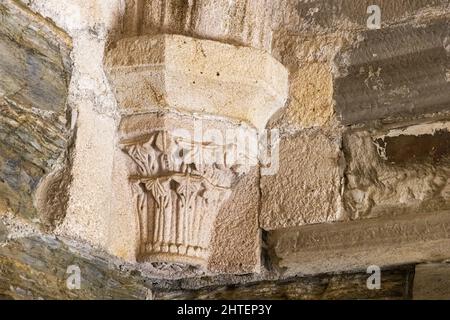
(334, 20, 450, 125)
(0, 1, 72, 219)
(0, 236, 150, 300)
(374, 129, 450, 164)
(0, 221, 7, 243)
(0, 234, 415, 300)
(155, 267, 414, 300)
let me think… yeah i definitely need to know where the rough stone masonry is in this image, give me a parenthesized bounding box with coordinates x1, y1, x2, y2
(0, 0, 449, 299)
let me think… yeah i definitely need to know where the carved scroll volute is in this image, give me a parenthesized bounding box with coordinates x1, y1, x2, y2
(121, 130, 239, 270)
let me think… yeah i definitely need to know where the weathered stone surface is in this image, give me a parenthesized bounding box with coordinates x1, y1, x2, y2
(0, 235, 151, 300)
(413, 263, 450, 299)
(54, 104, 115, 248)
(155, 266, 413, 300)
(260, 130, 344, 230)
(105, 34, 289, 129)
(283, 0, 449, 32)
(209, 167, 260, 274)
(0, 0, 72, 222)
(343, 122, 450, 220)
(0, 221, 7, 243)
(268, 210, 450, 276)
(268, 32, 346, 131)
(334, 19, 450, 125)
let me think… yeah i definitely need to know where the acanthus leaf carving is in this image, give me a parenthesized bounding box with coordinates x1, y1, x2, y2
(121, 130, 244, 270)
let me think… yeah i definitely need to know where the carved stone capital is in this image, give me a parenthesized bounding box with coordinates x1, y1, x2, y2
(105, 33, 287, 274)
(120, 128, 249, 268)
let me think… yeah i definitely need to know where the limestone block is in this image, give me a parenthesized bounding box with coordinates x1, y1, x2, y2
(268, 32, 345, 131)
(0, 0, 72, 223)
(208, 167, 260, 274)
(413, 263, 450, 300)
(343, 121, 450, 220)
(260, 130, 344, 230)
(107, 112, 260, 275)
(55, 104, 116, 248)
(269, 62, 334, 129)
(104, 34, 289, 129)
(334, 20, 450, 125)
(269, 210, 450, 276)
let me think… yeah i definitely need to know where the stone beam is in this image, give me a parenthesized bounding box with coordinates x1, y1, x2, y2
(334, 18, 450, 125)
(268, 210, 450, 276)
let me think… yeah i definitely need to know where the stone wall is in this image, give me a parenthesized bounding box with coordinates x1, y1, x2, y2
(0, 0, 449, 299)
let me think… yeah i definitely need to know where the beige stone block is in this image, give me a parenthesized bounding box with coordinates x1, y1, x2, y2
(260, 131, 344, 230)
(268, 32, 345, 131)
(208, 167, 260, 274)
(269, 210, 450, 276)
(56, 105, 116, 249)
(105, 34, 289, 129)
(105, 145, 138, 262)
(287, 63, 333, 128)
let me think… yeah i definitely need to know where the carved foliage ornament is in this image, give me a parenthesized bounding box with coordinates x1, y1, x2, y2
(121, 131, 250, 269)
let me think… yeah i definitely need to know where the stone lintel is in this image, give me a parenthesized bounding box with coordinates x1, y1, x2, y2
(334, 20, 450, 125)
(269, 210, 450, 276)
